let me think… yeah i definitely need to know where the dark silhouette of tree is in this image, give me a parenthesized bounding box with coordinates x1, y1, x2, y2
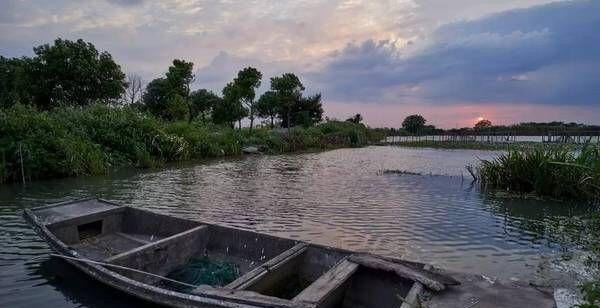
(0, 56, 31, 108)
(142, 59, 194, 121)
(402, 114, 426, 134)
(233, 67, 262, 130)
(291, 93, 323, 127)
(270, 73, 305, 132)
(27, 38, 126, 109)
(212, 82, 247, 128)
(346, 113, 363, 124)
(256, 91, 279, 128)
(189, 89, 221, 122)
(474, 119, 492, 130)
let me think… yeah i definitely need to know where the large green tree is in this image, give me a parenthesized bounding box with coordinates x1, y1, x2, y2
(28, 38, 126, 109)
(290, 93, 323, 127)
(212, 82, 247, 128)
(142, 59, 194, 121)
(256, 91, 279, 128)
(0, 56, 31, 108)
(189, 89, 221, 122)
(233, 67, 262, 130)
(402, 114, 426, 134)
(270, 73, 305, 131)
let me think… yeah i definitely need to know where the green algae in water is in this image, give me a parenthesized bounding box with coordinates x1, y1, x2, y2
(163, 257, 240, 291)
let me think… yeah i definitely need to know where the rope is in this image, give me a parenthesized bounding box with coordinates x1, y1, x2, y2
(49, 253, 198, 289)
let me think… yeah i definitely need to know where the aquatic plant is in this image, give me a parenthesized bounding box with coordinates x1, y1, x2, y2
(474, 145, 600, 202)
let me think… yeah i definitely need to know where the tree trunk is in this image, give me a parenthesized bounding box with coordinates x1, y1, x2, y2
(238, 119, 242, 130)
(249, 112, 254, 132)
(270, 115, 274, 128)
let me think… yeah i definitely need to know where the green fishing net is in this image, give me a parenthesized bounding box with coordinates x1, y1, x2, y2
(164, 256, 239, 291)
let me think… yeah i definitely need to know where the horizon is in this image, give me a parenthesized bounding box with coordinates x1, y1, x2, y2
(1, 0, 600, 128)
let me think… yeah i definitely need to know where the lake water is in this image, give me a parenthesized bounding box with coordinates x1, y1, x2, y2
(0, 146, 596, 307)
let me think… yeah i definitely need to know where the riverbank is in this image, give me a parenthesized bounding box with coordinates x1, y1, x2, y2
(0, 104, 382, 183)
(382, 140, 587, 151)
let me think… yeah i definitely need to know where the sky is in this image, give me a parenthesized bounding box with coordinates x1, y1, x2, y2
(1, 0, 599, 128)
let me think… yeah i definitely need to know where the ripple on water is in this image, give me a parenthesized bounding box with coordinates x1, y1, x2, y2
(0, 146, 594, 308)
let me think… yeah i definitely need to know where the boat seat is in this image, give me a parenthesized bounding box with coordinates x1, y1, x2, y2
(225, 243, 308, 290)
(292, 259, 359, 308)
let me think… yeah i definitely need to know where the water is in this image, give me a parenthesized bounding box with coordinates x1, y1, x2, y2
(0, 146, 596, 307)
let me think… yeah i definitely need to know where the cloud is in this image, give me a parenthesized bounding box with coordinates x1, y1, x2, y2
(314, 0, 600, 106)
(106, 0, 144, 6)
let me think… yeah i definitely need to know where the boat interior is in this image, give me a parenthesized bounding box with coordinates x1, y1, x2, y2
(30, 199, 420, 308)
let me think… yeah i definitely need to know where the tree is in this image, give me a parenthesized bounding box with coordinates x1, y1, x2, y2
(212, 82, 247, 128)
(142, 78, 169, 117)
(165, 59, 194, 121)
(124, 73, 144, 105)
(189, 89, 221, 122)
(163, 94, 189, 121)
(402, 114, 426, 134)
(346, 113, 363, 124)
(142, 59, 194, 121)
(0, 56, 31, 108)
(233, 67, 262, 130)
(28, 38, 126, 108)
(291, 93, 323, 127)
(270, 73, 305, 132)
(256, 91, 279, 128)
(474, 119, 492, 130)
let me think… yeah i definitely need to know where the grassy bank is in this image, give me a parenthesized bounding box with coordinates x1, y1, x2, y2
(0, 104, 381, 183)
(472, 145, 600, 202)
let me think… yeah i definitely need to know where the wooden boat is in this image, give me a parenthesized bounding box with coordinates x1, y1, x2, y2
(24, 198, 556, 308)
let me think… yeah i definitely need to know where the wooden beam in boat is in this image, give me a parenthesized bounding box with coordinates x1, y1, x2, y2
(293, 259, 358, 307)
(348, 254, 458, 292)
(225, 242, 308, 290)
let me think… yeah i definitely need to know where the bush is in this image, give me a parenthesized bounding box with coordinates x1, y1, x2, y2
(0, 106, 379, 183)
(476, 145, 600, 202)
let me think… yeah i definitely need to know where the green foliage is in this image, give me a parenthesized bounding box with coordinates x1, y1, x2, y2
(142, 59, 194, 121)
(213, 82, 247, 127)
(189, 89, 221, 121)
(0, 56, 32, 108)
(163, 95, 189, 121)
(578, 281, 600, 308)
(256, 91, 279, 128)
(0, 39, 126, 109)
(31, 38, 126, 108)
(476, 145, 600, 202)
(402, 114, 426, 134)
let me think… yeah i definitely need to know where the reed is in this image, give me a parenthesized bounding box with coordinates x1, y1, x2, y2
(474, 145, 600, 202)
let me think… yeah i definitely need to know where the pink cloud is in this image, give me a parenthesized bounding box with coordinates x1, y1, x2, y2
(324, 101, 600, 128)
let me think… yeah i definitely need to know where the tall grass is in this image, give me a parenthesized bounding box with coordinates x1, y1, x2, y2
(475, 145, 600, 202)
(0, 104, 379, 183)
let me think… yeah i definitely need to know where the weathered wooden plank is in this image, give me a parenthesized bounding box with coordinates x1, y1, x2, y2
(293, 259, 358, 306)
(399, 264, 432, 308)
(226, 243, 308, 290)
(348, 254, 458, 292)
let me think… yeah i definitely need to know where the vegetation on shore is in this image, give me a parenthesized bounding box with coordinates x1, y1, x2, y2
(0, 38, 383, 183)
(0, 104, 379, 183)
(471, 145, 600, 203)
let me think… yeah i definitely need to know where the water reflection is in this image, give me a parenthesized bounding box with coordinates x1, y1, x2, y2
(0, 146, 596, 307)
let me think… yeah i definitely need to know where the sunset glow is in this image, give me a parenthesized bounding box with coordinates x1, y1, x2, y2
(1, 0, 598, 127)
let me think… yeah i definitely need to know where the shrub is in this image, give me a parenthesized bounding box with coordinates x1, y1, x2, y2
(476, 145, 600, 202)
